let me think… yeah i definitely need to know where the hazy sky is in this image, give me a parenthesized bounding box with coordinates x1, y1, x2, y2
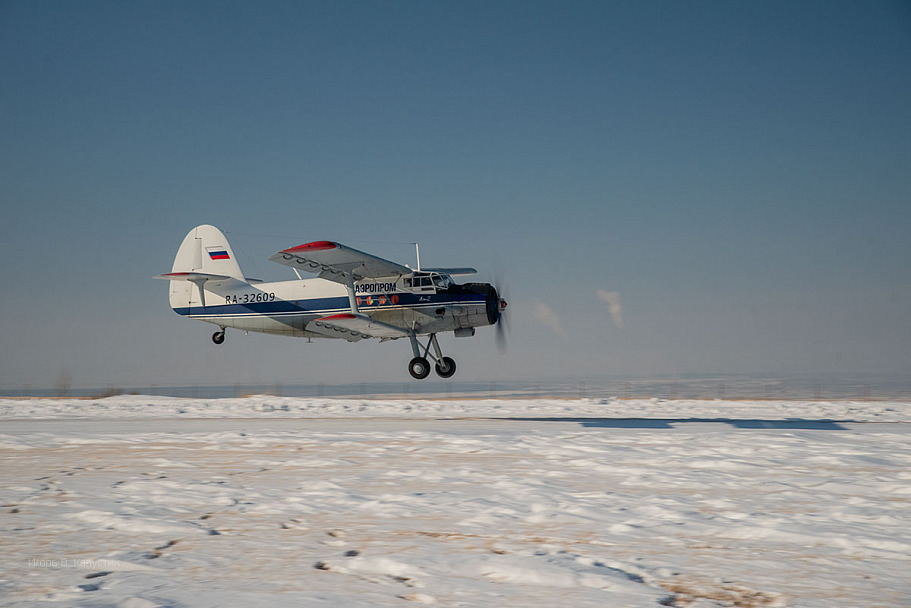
(2, 1, 909, 389)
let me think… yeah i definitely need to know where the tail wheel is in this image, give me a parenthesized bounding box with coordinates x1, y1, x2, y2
(212, 331, 225, 345)
(408, 357, 431, 380)
(435, 356, 456, 379)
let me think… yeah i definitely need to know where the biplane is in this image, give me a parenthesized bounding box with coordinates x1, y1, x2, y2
(157, 225, 507, 379)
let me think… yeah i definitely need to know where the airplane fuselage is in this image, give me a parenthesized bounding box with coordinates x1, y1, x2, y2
(171, 275, 493, 340)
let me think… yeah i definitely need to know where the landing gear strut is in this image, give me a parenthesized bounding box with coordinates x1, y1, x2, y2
(212, 328, 226, 345)
(408, 334, 456, 379)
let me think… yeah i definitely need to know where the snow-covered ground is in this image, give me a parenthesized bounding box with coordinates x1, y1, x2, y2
(2, 394, 910, 422)
(1, 397, 909, 607)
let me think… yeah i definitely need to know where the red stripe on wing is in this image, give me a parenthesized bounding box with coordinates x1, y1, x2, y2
(282, 241, 338, 253)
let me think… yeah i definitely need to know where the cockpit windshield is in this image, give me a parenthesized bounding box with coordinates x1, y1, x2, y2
(406, 272, 453, 291)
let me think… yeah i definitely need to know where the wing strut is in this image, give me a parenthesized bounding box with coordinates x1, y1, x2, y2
(345, 275, 359, 314)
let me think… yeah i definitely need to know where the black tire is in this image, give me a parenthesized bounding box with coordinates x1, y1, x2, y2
(212, 331, 225, 345)
(408, 357, 431, 380)
(435, 356, 456, 379)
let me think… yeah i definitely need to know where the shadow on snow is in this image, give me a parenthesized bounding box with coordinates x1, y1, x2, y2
(498, 418, 852, 430)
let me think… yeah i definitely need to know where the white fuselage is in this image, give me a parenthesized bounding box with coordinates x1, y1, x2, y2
(170, 275, 491, 340)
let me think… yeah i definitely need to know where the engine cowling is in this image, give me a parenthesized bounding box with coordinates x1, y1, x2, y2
(455, 283, 503, 326)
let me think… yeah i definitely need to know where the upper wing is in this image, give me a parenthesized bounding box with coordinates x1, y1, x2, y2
(422, 267, 477, 276)
(268, 241, 412, 284)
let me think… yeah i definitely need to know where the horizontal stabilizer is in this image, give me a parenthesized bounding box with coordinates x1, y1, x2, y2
(155, 272, 233, 282)
(155, 272, 247, 308)
(307, 313, 410, 342)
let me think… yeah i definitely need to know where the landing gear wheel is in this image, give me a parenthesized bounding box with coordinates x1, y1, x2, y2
(435, 356, 456, 379)
(212, 331, 225, 345)
(408, 357, 431, 380)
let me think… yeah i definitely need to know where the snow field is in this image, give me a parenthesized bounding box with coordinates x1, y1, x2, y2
(1, 397, 909, 607)
(1, 394, 909, 422)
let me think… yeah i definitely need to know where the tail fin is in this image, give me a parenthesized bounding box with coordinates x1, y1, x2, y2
(171, 225, 244, 279)
(164, 225, 245, 310)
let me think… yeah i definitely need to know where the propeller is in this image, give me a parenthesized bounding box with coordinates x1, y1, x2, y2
(492, 267, 509, 354)
(495, 292, 509, 353)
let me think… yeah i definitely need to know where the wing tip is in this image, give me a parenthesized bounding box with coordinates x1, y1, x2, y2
(282, 241, 338, 254)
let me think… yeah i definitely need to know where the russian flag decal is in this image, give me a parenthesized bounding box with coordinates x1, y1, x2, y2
(207, 247, 230, 260)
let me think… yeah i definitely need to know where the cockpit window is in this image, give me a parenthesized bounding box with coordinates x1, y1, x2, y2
(404, 272, 453, 291)
(406, 272, 451, 290)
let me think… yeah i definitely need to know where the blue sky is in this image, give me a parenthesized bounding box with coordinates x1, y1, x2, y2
(1, 1, 909, 389)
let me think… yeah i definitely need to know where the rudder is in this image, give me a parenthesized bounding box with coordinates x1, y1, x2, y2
(168, 225, 245, 310)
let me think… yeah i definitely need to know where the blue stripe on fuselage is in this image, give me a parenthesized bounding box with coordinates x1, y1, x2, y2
(173, 292, 485, 318)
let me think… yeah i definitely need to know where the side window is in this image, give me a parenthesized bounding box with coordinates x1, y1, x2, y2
(406, 275, 437, 291)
